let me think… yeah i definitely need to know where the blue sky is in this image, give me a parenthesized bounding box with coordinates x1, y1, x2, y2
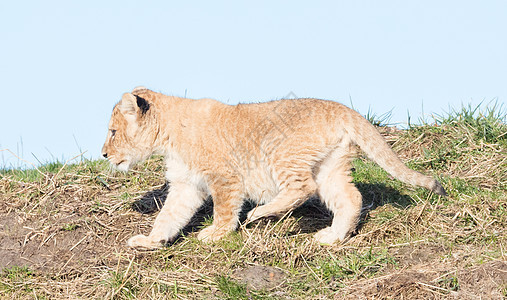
(1, 1, 506, 167)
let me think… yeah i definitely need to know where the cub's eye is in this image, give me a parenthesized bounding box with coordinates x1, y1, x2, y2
(111, 129, 117, 137)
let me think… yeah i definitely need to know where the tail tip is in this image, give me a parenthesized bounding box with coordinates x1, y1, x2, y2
(432, 181, 448, 196)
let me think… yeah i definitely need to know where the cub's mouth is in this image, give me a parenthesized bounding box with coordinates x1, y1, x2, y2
(116, 159, 126, 166)
(105, 157, 130, 172)
(114, 160, 130, 172)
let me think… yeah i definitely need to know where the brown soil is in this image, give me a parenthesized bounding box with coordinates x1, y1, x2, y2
(0, 194, 131, 274)
(341, 245, 507, 300)
(232, 265, 286, 290)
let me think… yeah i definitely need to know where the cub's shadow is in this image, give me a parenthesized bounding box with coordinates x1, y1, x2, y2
(132, 181, 414, 239)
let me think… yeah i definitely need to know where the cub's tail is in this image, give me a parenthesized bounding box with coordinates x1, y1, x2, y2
(342, 107, 447, 196)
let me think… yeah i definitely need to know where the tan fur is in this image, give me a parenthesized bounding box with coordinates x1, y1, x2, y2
(102, 87, 447, 249)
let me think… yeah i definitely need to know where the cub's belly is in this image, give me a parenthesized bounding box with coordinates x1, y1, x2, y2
(242, 166, 279, 204)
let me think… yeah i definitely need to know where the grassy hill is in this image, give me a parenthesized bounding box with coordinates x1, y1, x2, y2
(1, 104, 505, 299)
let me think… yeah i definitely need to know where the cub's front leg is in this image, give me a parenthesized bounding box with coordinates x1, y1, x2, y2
(128, 182, 206, 249)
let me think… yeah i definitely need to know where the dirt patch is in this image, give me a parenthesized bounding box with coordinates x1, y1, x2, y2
(341, 260, 507, 299)
(390, 244, 447, 266)
(0, 188, 134, 274)
(232, 265, 286, 290)
(0, 214, 120, 273)
(0, 213, 31, 270)
(458, 260, 507, 299)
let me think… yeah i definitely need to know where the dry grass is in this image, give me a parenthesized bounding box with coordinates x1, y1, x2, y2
(1, 105, 505, 299)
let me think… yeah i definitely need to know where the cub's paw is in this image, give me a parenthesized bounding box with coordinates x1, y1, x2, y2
(246, 210, 259, 223)
(127, 234, 165, 250)
(197, 225, 227, 243)
(246, 207, 269, 224)
(314, 227, 340, 246)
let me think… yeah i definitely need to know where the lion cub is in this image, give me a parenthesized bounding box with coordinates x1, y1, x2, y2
(102, 87, 446, 249)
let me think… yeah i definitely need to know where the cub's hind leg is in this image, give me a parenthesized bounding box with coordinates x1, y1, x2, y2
(314, 145, 362, 245)
(246, 169, 317, 222)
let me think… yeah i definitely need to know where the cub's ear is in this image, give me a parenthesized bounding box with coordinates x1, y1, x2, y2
(119, 93, 138, 115)
(119, 92, 151, 116)
(135, 95, 150, 115)
(132, 86, 148, 94)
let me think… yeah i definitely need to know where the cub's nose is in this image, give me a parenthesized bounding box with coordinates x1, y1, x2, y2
(102, 153, 108, 159)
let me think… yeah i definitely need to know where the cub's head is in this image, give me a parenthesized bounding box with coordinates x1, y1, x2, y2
(101, 88, 158, 171)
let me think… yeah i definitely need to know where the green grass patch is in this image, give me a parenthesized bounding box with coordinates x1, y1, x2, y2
(314, 248, 396, 284)
(0, 266, 35, 294)
(101, 270, 139, 299)
(216, 276, 249, 299)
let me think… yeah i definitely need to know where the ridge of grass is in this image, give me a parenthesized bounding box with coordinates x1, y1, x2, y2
(0, 104, 505, 299)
